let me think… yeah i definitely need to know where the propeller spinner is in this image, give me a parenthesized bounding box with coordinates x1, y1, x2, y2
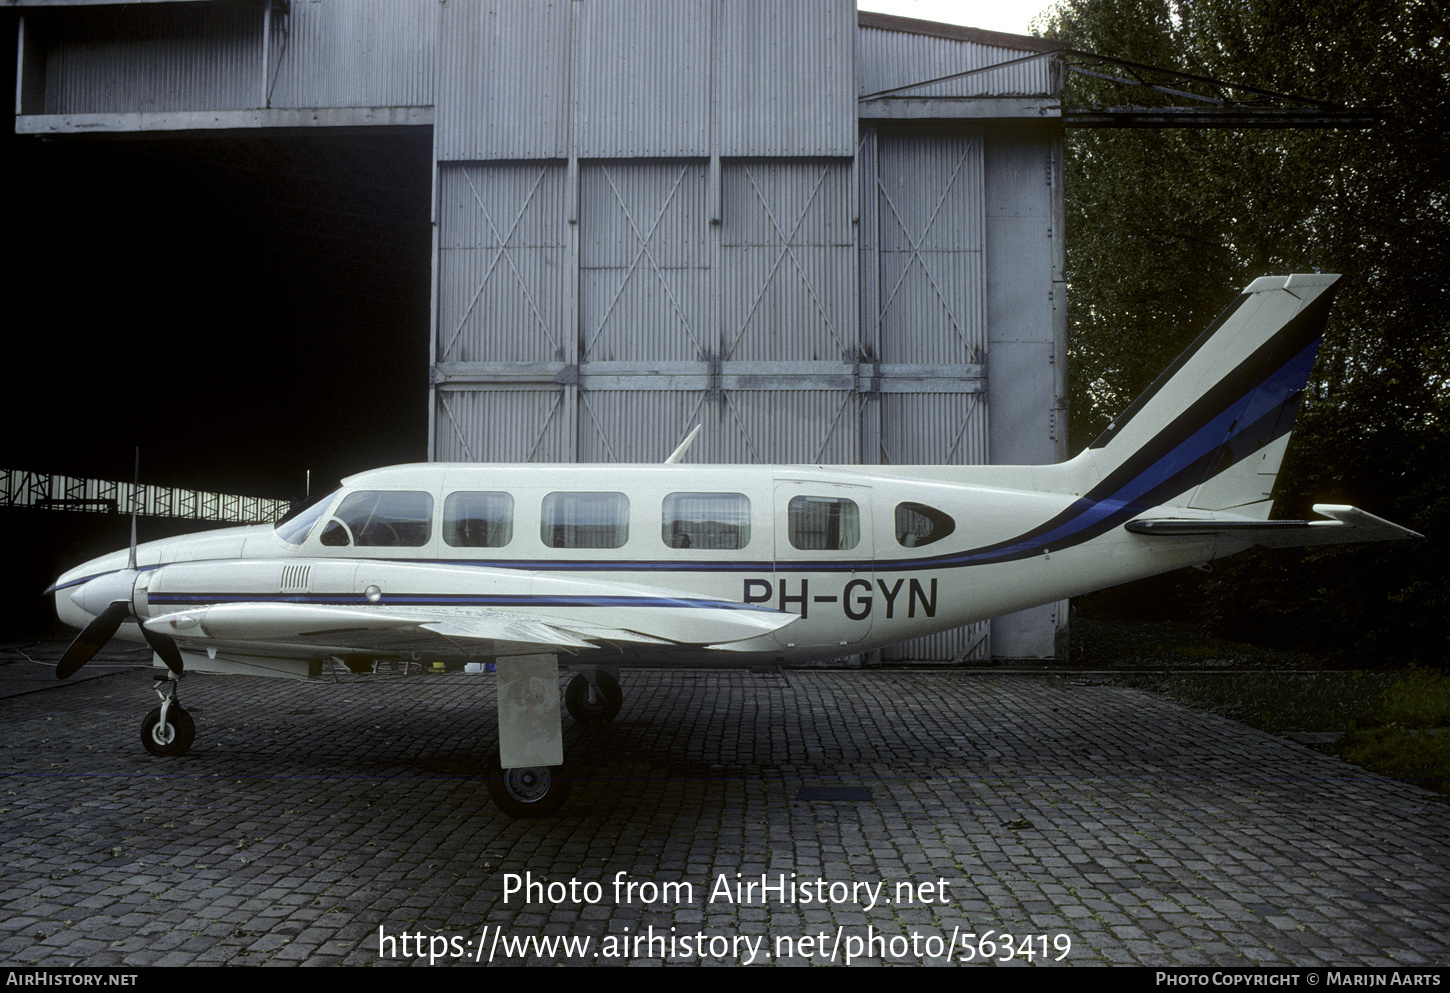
(56, 573, 185, 679)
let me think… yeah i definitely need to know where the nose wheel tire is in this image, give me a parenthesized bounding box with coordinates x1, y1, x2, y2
(140, 705, 195, 757)
(486, 753, 571, 818)
(564, 671, 622, 725)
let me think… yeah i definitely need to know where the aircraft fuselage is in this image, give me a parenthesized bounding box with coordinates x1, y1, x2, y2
(52, 460, 1220, 669)
(46, 275, 1421, 813)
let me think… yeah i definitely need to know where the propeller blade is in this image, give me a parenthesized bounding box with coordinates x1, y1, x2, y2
(140, 624, 185, 677)
(56, 600, 132, 679)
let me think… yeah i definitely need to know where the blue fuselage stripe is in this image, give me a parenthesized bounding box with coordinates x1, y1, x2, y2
(145, 592, 777, 611)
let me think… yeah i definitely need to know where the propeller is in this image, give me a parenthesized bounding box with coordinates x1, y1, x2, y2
(54, 450, 185, 680)
(56, 600, 132, 678)
(141, 624, 186, 677)
(55, 591, 185, 679)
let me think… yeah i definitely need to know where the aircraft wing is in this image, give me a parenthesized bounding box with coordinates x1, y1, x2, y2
(143, 597, 795, 660)
(1125, 504, 1421, 548)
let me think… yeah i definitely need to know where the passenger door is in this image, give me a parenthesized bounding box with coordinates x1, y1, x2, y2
(770, 481, 873, 649)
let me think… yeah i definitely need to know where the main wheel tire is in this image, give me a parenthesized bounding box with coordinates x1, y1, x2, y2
(140, 705, 195, 757)
(486, 754, 571, 818)
(564, 671, 622, 725)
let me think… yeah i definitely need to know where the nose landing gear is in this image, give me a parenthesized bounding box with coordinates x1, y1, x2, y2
(140, 673, 194, 757)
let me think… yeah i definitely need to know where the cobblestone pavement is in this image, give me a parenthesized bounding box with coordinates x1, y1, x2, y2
(1, 644, 1446, 968)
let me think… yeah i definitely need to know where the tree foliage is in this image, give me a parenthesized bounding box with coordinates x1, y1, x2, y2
(1044, 0, 1449, 663)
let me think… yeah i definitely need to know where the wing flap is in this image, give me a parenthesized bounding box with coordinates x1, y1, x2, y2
(418, 615, 674, 651)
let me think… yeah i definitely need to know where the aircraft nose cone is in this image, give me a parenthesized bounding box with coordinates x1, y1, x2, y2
(71, 570, 139, 617)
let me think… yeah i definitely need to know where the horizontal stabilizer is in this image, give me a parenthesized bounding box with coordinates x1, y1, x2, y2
(1126, 504, 1421, 548)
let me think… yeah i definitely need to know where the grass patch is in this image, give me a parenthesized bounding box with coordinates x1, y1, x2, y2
(1067, 616, 1316, 669)
(1374, 667, 1450, 728)
(1340, 728, 1450, 794)
(1076, 618, 1450, 795)
(1107, 670, 1397, 734)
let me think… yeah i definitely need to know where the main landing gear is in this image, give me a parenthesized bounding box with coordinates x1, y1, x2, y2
(487, 667, 624, 818)
(486, 753, 571, 818)
(564, 669, 622, 725)
(140, 672, 194, 756)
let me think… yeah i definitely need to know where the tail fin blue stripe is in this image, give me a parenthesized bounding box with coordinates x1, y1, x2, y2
(877, 333, 1325, 572)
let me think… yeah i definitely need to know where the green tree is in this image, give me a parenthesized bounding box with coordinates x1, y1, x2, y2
(1045, 0, 1449, 663)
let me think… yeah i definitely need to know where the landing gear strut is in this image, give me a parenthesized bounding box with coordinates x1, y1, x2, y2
(140, 673, 194, 756)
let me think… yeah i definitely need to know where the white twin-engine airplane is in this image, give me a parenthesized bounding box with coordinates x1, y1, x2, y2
(50, 274, 1417, 816)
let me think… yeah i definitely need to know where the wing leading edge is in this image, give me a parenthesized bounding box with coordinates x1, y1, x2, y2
(144, 597, 796, 660)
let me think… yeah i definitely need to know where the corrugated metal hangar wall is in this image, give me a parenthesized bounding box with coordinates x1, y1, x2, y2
(13, 0, 1066, 660)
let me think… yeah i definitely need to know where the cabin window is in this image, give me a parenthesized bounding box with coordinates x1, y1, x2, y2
(443, 491, 514, 548)
(787, 495, 860, 551)
(542, 492, 629, 549)
(662, 492, 751, 549)
(895, 502, 956, 548)
(319, 490, 433, 547)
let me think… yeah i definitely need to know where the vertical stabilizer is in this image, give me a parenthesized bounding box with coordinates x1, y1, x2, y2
(1081, 274, 1339, 520)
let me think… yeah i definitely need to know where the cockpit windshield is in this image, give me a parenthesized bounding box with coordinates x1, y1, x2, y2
(273, 490, 339, 545)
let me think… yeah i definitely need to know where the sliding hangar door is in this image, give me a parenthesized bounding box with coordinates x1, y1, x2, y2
(428, 5, 1065, 659)
(12, 1, 1064, 658)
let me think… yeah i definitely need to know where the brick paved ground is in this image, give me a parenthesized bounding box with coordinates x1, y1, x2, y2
(1, 643, 1446, 968)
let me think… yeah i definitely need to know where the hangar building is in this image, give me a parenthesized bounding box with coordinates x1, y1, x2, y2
(12, 0, 1067, 660)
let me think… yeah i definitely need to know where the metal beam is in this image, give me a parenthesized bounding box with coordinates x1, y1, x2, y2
(859, 98, 1061, 121)
(14, 107, 434, 138)
(431, 361, 987, 394)
(1063, 108, 1382, 129)
(2, 469, 289, 523)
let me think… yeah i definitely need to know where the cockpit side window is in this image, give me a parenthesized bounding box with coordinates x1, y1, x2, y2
(322, 491, 434, 547)
(895, 502, 956, 547)
(274, 490, 338, 546)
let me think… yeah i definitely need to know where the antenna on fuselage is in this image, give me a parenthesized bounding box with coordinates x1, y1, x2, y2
(664, 425, 703, 464)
